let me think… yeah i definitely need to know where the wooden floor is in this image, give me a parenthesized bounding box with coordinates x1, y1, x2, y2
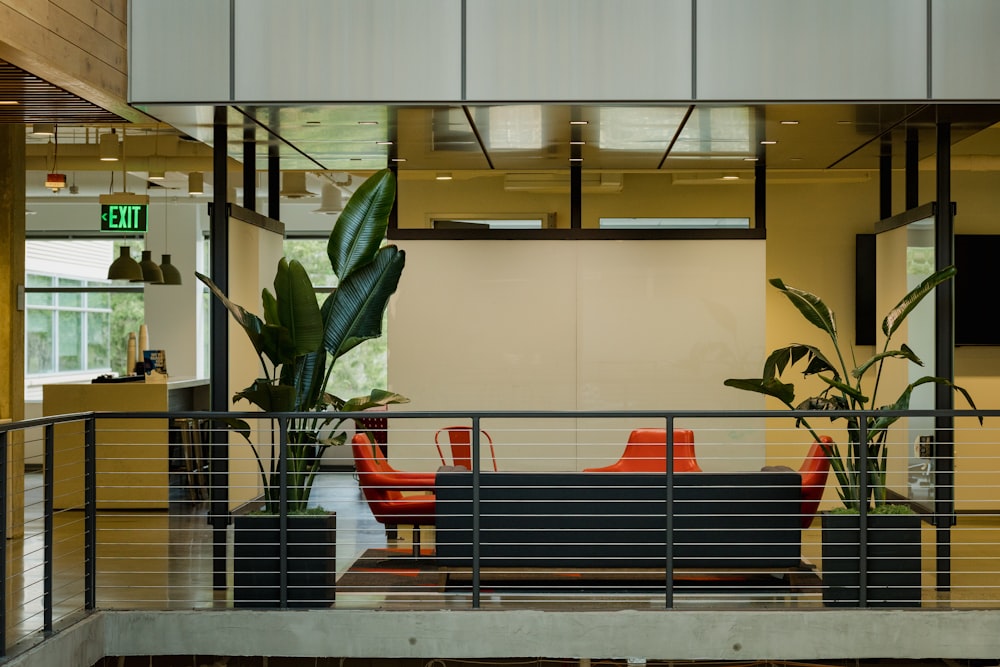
(6, 471, 1000, 649)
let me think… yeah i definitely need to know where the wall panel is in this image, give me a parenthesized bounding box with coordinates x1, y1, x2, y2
(931, 0, 1000, 99)
(128, 0, 230, 103)
(466, 0, 692, 101)
(696, 0, 926, 101)
(233, 0, 462, 102)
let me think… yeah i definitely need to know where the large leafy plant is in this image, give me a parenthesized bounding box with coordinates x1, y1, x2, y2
(725, 266, 978, 512)
(196, 169, 407, 513)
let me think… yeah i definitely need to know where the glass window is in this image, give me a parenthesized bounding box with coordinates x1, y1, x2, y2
(27, 310, 53, 374)
(26, 274, 53, 307)
(57, 311, 82, 371)
(282, 238, 388, 397)
(600, 217, 751, 230)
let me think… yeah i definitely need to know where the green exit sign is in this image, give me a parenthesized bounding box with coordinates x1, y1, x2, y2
(99, 193, 150, 233)
(101, 204, 148, 232)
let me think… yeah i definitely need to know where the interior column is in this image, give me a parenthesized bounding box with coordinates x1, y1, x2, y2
(0, 123, 26, 539)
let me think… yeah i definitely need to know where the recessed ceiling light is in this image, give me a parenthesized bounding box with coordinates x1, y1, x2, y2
(570, 141, 585, 145)
(569, 120, 588, 125)
(375, 141, 393, 145)
(569, 158, 583, 162)
(358, 121, 379, 125)
(0, 100, 18, 105)
(391, 157, 406, 162)
(721, 175, 739, 180)
(743, 157, 759, 162)
(837, 120, 853, 125)
(780, 120, 799, 125)
(760, 140, 777, 145)
(790, 157, 803, 161)
(436, 172, 453, 180)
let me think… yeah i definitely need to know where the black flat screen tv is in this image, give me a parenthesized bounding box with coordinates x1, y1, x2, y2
(856, 233, 1000, 346)
(955, 234, 1000, 346)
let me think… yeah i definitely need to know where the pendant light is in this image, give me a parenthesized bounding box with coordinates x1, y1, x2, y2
(132, 250, 164, 283)
(108, 246, 142, 280)
(156, 191, 182, 284)
(313, 182, 344, 214)
(99, 129, 120, 161)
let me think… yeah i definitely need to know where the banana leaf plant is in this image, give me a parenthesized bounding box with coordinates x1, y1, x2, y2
(196, 169, 408, 513)
(725, 266, 979, 512)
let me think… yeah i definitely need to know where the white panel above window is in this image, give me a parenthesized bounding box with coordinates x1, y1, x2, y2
(233, 0, 462, 101)
(696, 0, 927, 101)
(129, 0, 231, 103)
(466, 0, 692, 101)
(931, 0, 1000, 99)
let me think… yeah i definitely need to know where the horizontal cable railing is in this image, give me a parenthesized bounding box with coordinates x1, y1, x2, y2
(2, 408, 999, 654)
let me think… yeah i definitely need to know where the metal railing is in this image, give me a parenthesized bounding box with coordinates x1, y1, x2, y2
(2, 408, 998, 655)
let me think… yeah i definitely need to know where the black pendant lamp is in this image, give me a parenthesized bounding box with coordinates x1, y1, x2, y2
(157, 254, 182, 285)
(132, 250, 164, 283)
(108, 246, 142, 281)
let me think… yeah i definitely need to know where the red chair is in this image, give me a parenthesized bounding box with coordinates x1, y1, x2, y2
(799, 436, 832, 529)
(352, 433, 436, 556)
(434, 426, 498, 471)
(583, 428, 702, 473)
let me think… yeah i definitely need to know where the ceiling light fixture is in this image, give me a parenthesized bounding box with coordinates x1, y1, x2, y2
(743, 157, 759, 162)
(156, 191, 182, 285)
(313, 183, 344, 215)
(569, 158, 583, 162)
(131, 250, 164, 284)
(721, 175, 740, 180)
(375, 140, 393, 145)
(108, 246, 143, 281)
(569, 120, 588, 125)
(279, 171, 315, 198)
(0, 100, 18, 105)
(99, 129, 120, 161)
(45, 173, 67, 190)
(760, 140, 777, 145)
(391, 157, 407, 163)
(188, 172, 204, 195)
(570, 141, 586, 145)
(780, 120, 800, 125)
(32, 123, 55, 136)
(45, 125, 66, 192)
(435, 172, 453, 181)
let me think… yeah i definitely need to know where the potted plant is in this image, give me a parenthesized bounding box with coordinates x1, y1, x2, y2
(196, 168, 408, 607)
(724, 266, 978, 606)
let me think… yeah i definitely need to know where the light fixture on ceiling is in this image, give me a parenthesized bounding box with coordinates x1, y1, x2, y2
(188, 172, 204, 195)
(156, 191, 182, 285)
(108, 246, 143, 281)
(279, 172, 315, 198)
(313, 183, 344, 214)
(131, 250, 164, 284)
(436, 172, 453, 181)
(148, 153, 166, 180)
(99, 129, 120, 161)
(32, 123, 55, 136)
(45, 125, 66, 192)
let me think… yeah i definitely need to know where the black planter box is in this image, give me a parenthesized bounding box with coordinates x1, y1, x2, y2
(233, 513, 337, 608)
(821, 512, 921, 607)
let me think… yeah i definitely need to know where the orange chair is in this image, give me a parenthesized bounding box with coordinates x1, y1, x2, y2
(352, 433, 436, 556)
(583, 428, 702, 473)
(434, 426, 498, 471)
(799, 436, 832, 529)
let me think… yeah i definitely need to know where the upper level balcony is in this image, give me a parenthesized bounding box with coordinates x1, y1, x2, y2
(2, 408, 999, 666)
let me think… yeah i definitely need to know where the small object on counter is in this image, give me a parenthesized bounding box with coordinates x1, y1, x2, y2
(126, 332, 137, 375)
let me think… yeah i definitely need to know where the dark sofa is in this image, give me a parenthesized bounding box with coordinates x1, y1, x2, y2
(435, 471, 804, 569)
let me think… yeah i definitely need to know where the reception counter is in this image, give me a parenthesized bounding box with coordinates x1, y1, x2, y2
(43, 377, 209, 510)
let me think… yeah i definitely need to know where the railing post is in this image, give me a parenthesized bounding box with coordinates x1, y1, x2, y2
(84, 417, 97, 611)
(1, 428, 8, 656)
(471, 416, 481, 608)
(665, 416, 675, 609)
(44, 424, 55, 632)
(278, 416, 289, 609)
(858, 419, 869, 608)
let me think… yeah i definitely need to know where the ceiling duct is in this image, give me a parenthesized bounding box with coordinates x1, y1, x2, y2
(503, 172, 623, 193)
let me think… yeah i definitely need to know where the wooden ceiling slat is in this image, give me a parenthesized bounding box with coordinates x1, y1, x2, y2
(0, 60, 127, 125)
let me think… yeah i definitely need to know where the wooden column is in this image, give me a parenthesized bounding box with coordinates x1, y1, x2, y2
(0, 123, 26, 539)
